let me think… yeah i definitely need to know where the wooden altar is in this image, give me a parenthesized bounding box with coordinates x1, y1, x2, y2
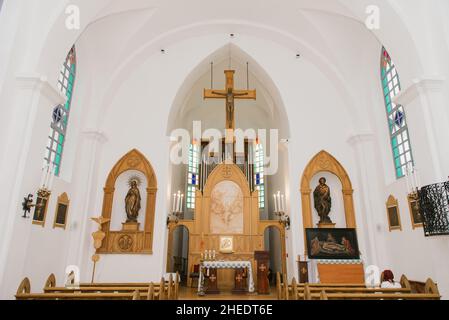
(168, 163, 287, 290)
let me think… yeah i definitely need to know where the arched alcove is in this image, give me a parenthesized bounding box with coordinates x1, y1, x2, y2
(300, 150, 356, 235)
(167, 225, 190, 284)
(98, 149, 158, 254)
(263, 225, 282, 285)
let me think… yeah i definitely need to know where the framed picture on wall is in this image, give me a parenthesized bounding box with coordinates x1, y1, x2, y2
(305, 228, 360, 260)
(407, 194, 423, 229)
(386, 195, 402, 231)
(219, 236, 234, 254)
(32, 195, 50, 227)
(53, 192, 70, 229)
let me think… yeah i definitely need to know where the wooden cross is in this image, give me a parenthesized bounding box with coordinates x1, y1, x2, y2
(204, 70, 256, 130)
(236, 273, 243, 282)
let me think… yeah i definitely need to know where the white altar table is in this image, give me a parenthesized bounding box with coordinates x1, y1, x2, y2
(198, 260, 255, 294)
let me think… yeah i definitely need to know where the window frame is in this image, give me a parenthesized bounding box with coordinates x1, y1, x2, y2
(380, 47, 414, 179)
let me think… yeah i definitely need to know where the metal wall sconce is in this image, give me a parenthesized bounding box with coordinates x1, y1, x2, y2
(22, 165, 55, 218)
(167, 190, 184, 227)
(273, 191, 291, 230)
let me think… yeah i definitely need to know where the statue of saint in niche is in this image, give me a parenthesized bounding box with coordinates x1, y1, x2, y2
(125, 178, 141, 223)
(313, 177, 332, 224)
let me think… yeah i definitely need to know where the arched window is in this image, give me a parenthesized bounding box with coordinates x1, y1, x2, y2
(381, 47, 413, 178)
(254, 143, 265, 209)
(43, 46, 76, 176)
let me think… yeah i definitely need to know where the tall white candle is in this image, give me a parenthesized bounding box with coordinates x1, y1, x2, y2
(39, 166, 47, 188)
(44, 165, 51, 189)
(173, 194, 177, 212)
(281, 194, 285, 212)
(405, 165, 411, 194)
(416, 168, 421, 190)
(48, 164, 56, 190)
(277, 192, 281, 213)
(273, 194, 278, 212)
(180, 194, 184, 212)
(177, 191, 182, 212)
(413, 167, 419, 192)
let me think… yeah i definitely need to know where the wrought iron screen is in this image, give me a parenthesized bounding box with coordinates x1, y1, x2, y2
(420, 182, 449, 236)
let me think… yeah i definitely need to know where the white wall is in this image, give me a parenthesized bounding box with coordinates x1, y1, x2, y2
(1, 0, 449, 299)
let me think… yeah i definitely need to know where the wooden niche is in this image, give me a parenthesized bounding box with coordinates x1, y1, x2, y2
(300, 150, 357, 254)
(53, 192, 70, 229)
(386, 195, 402, 232)
(97, 149, 157, 254)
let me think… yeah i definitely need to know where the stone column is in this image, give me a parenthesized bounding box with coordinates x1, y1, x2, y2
(347, 133, 386, 269)
(64, 130, 107, 281)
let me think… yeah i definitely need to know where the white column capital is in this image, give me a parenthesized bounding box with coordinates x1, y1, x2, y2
(347, 132, 375, 146)
(15, 73, 66, 106)
(394, 76, 446, 106)
(82, 129, 108, 144)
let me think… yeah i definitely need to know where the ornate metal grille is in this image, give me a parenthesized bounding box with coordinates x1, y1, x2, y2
(420, 182, 449, 236)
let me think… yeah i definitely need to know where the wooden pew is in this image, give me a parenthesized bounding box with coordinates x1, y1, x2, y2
(277, 272, 367, 300)
(16, 273, 180, 300)
(276, 273, 440, 300)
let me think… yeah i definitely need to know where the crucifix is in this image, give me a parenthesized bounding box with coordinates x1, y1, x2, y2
(204, 70, 256, 130)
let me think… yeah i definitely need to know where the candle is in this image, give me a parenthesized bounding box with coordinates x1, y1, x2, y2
(416, 168, 421, 190)
(177, 191, 182, 212)
(281, 194, 285, 212)
(172, 194, 176, 212)
(48, 164, 56, 190)
(180, 194, 184, 212)
(273, 194, 278, 212)
(413, 167, 419, 192)
(277, 191, 281, 213)
(405, 165, 411, 193)
(44, 165, 51, 189)
(39, 165, 47, 188)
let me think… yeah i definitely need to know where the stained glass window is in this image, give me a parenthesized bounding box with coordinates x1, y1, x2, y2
(381, 47, 414, 178)
(43, 46, 76, 176)
(186, 142, 200, 209)
(254, 143, 265, 209)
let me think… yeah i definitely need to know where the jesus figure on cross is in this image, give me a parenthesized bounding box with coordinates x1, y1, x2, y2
(204, 70, 257, 130)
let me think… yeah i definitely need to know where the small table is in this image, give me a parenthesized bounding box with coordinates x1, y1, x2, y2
(198, 261, 255, 295)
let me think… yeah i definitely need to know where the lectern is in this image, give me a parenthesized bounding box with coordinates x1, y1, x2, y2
(254, 251, 270, 294)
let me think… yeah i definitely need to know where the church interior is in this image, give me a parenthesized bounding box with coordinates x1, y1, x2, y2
(1, 0, 449, 301)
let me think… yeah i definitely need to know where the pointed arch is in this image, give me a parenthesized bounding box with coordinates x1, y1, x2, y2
(99, 149, 157, 254)
(300, 151, 356, 254)
(104, 148, 157, 188)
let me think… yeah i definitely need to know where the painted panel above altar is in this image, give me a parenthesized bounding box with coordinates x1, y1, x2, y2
(210, 181, 244, 234)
